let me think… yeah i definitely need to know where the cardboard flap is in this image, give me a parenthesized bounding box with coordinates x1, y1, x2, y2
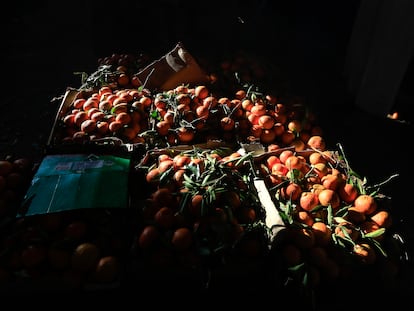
(137, 42, 209, 91)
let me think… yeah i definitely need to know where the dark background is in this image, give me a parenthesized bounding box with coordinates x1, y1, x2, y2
(1, 0, 413, 304)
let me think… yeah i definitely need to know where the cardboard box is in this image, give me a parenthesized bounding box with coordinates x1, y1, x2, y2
(19, 153, 131, 216)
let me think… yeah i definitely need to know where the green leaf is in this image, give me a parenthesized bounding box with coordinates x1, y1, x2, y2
(363, 228, 386, 239)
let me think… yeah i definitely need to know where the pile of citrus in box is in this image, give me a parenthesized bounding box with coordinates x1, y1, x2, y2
(0, 49, 407, 299)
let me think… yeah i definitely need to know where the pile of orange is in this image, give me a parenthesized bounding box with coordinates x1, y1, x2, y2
(0, 49, 406, 300)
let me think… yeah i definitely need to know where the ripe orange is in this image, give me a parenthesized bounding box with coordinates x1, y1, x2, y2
(353, 243, 376, 264)
(176, 127, 195, 144)
(321, 174, 343, 191)
(353, 194, 377, 215)
(145, 167, 160, 185)
(94, 256, 119, 283)
(279, 150, 294, 164)
(71, 242, 101, 273)
(250, 104, 267, 116)
(280, 182, 302, 201)
(299, 191, 319, 211)
(151, 187, 175, 208)
(20, 244, 47, 268)
(311, 221, 332, 246)
(258, 114, 275, 129)
(220, 116, 235, 131)
(318, 189, 340, 209)
(195, 85, 209, 100)
(307, 135, 326, 151)
(115, 112, 131, 125)
(296, 210, 315, 226)
(154, 206, 175, 229)
(156, 120, 171, 136)
(138, 225, 160, 249)
(345, 206, 366, 223)
(287, 120, 302, 133)
(334, 222, 360, 242)
(284, 155, 303, 170)
(171, 227, 193, 251)
(260, 128, 277, 144)
(338, 183, 359, 203)
(173, 154, 191, 169)
(370, 209, 392, 228)
(280, 131, 295, 145)
(241, 98, 253, 111)
(80, 119, 97, 133)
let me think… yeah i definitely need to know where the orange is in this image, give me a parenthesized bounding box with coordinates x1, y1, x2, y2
(321, 174, 344, 191)
(271, 163, 288, 176)
(353, 243, 376, 264)
(280, 130, 295, 145)
(307, 135, 326, 151)
(173, 154, 191, 170)
(284, 155, 303, 170)
(154, 206, 175, 229)
(195, 85, 209, 100)
(334, 222, 360, 242)
(311, 221, 332, 246)
(80, 119, 97, 133)
(312, 162, 329, 178)
(287, 120, 302, 133)
(296, 210, 315, 226)
(202, 96, 218, 109)
(176, 127, 195, 144)
(290, 138, 306, 151)
(115, 112, 131, 125)
(370, 209, 392, 228)
(220, 116, 235, 131)
(235, 89, 246, 100)
(145, 167, 160, 185)
(258, 114, 275, 130)
(156, 120, 171, 136)
(241, 98, 253, 111)
(318, 189, 340, 209)
(273, 122, 285, 136)
(266, 155, 281, 170)
(338, 183, 359, 204)
(20, 244, 47, 268)
(157, 159, 174, 173)
(280, 182, 302, 201)
(151, 187, 175, 208)
(353, 194, 377, 215)
(260, 128, 276, 144)
(171, 227, 193, 251)
(108, 120, 123, 133)
(345, 206, 366, 223)
(94, 256, 119, 283)
(138, 225, 160, 249)
(299, 191, 319, 211)
(279, 150, 294, 164)
(71, 242, 100, 273)
(250, 104, 267, 116)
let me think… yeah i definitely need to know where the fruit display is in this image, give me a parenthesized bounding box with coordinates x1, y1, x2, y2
(0, 44, 408, 304)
